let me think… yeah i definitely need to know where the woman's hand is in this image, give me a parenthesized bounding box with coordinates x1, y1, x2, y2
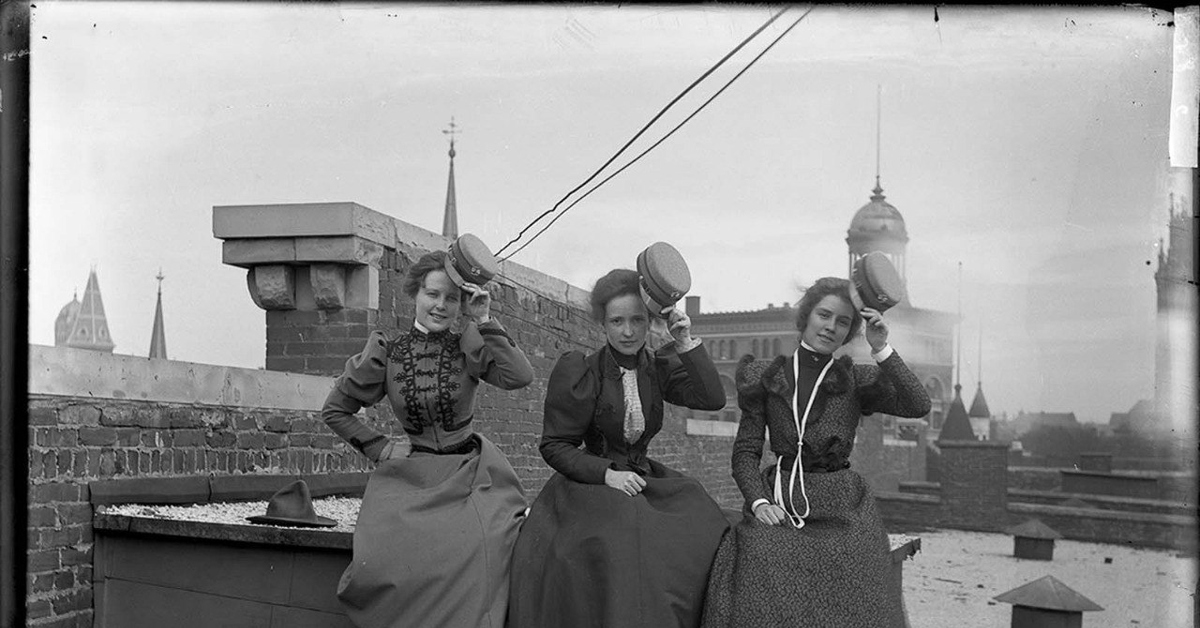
(376, 440, 411, 463)
(753, 502, 788, 526)
(860, 307, 889, 353)
(461, 283, 492, 324)
(667, 308, 698, 350)
(604, 468, 647, 497)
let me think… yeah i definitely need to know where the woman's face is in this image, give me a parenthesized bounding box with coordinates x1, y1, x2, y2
(800, 294, 855, 354)
(603, 293, 650, 356)
(414, 270, 461, 332)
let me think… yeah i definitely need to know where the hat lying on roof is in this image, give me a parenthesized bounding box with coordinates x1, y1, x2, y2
(850, 251, 906, 313)
(444, 234, 500, 288)
(637, 242, 692, 318)
(245, 479, 336, 528)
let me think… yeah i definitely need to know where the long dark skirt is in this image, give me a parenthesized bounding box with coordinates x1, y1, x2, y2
(337, 434, 528, 628)
(701, 468, 904, 628)
(508, 460, 730, 628)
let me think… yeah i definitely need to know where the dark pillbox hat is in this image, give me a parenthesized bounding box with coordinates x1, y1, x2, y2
(245, 479, 337, 528)
(851, 251, 906, 313)
(444, 233, 499, 288)
(637, 242, 692, 317)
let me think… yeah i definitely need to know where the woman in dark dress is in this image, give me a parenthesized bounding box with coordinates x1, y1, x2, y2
(701, 276, 931, 628)
(321, 248, 534, 628)
(508, 268, 730, 628)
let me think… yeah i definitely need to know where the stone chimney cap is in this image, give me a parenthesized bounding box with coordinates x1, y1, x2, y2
(993, 575, 1104, 612)
(1004, 519, 1063, 540)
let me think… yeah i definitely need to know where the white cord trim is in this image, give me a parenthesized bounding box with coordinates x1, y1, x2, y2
(773, 351, 833, 529)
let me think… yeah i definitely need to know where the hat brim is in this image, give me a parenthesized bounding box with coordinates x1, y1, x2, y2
(246, 514, 337, 528)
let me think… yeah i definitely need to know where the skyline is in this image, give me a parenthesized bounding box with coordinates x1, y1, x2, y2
(27, 3, 1191, 426)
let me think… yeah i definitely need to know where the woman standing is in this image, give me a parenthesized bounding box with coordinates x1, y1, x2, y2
(322, 239, 534, 628)
(508, 268, 730, 628)
(701, 276, 931, 628)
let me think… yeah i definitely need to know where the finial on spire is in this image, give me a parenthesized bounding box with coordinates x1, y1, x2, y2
(156, 268, 164, 293)
(443, 116, 460, 159)
(956, 261, 963, 390)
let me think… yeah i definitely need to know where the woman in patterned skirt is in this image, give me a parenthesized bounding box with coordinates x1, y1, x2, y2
(321, 248, 534, 628)
(701, 276, 931, 628)
(508, 268, 730, 628)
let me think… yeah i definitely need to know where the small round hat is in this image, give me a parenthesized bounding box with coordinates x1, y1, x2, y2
(444, 234, 499, 288)
(636, 242, 692, 317)
(850, 251, 906, 313)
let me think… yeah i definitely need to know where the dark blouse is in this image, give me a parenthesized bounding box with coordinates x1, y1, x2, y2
(321, 318, 534, 459)
(540, 341, 726, 484)
(731, 349, 931, 509)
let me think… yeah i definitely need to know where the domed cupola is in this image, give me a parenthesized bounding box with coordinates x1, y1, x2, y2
(54, 292, 81, 346)
(846, 177, 909, 287)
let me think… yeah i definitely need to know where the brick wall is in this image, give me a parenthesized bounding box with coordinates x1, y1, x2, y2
(1009, 465, 1197, 503)
(937, 440, 1009, 532)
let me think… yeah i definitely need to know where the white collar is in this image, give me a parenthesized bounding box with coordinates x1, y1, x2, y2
(413, 320, 431, 334)
(799, 339, 820, 353)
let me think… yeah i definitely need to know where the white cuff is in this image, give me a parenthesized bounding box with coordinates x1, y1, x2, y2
(871, 343, 894, 363)
(751, 498, 771, 511)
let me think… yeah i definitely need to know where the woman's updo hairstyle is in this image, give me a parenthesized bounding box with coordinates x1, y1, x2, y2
(793, 277, 864, 346)
(403, 250, 455, 299)
(589, 269, 643, 323)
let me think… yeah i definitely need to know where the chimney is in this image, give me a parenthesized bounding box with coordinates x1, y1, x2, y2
(685, 295, 700, 317)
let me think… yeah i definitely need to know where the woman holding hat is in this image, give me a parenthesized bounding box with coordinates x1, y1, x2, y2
(322, 236, 534, 628)
(700, 274, 931, 628)
(507, 260, 731, 628)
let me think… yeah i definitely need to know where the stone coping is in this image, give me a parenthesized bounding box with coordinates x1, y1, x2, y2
(29, 344, 333, 410)
(1059, 469, 1161, 480)
(94, 512, 352, 551)
(89, 473, 369, 506)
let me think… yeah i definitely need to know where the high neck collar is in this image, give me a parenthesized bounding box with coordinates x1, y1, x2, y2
(797, 341, 832, 366)
(609, 343, 643, 370)
(412, 321, 450, 340)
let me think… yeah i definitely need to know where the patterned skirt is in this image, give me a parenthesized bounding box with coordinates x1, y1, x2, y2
(701, 468, 905, 628)
(336, 434, 528, 628)
(508, 460, 730, 628)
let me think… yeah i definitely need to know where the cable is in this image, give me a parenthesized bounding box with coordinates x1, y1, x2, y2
(499, 7, 814, 262)
(494, 6, 793, 259)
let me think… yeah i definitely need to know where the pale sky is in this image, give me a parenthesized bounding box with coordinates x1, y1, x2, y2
(27, 3, 1187, 425)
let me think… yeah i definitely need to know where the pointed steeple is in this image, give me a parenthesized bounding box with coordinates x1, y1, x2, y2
(66, 267, 115, 353)
(149, 269, 168, 359)
(938, 383, 976, 442)
(441, 116, 460, 239)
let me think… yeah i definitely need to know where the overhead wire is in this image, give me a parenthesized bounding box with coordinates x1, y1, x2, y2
(498, 6, 815, 263)
(493, 5, 795, 259)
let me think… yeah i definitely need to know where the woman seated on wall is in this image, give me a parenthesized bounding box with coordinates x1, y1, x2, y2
(701, 268, 932, 628)
(508, 260, 730, 628)
(320, 236, 534, 628)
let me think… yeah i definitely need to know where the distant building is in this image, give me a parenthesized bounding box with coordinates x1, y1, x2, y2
(1152, 191, 1196, 434)
(1009, 411, 1079, 436)
(1108, 399, 1156, 434)
(149, 270, 168, 359)
(55, 268, 115, 353)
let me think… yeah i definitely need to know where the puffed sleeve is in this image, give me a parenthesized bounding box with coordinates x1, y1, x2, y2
(854, 351, 932, 418)
(321, 331, 391, 462)
(731, 356, 772, 509)
(538, 351, 614, 484)
(461, 318, 534, 390)
(655, 342, 726, 411)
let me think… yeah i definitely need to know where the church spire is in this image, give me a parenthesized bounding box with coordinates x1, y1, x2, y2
(66, 266, 115, 353)
(149, 268, 168, 359)
(441, 116, 460, 239)
(969, 323, 991, 418)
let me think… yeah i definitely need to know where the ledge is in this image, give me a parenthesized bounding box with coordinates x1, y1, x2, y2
(94, 513, 352, 550)
(29, 344, 333, 409)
